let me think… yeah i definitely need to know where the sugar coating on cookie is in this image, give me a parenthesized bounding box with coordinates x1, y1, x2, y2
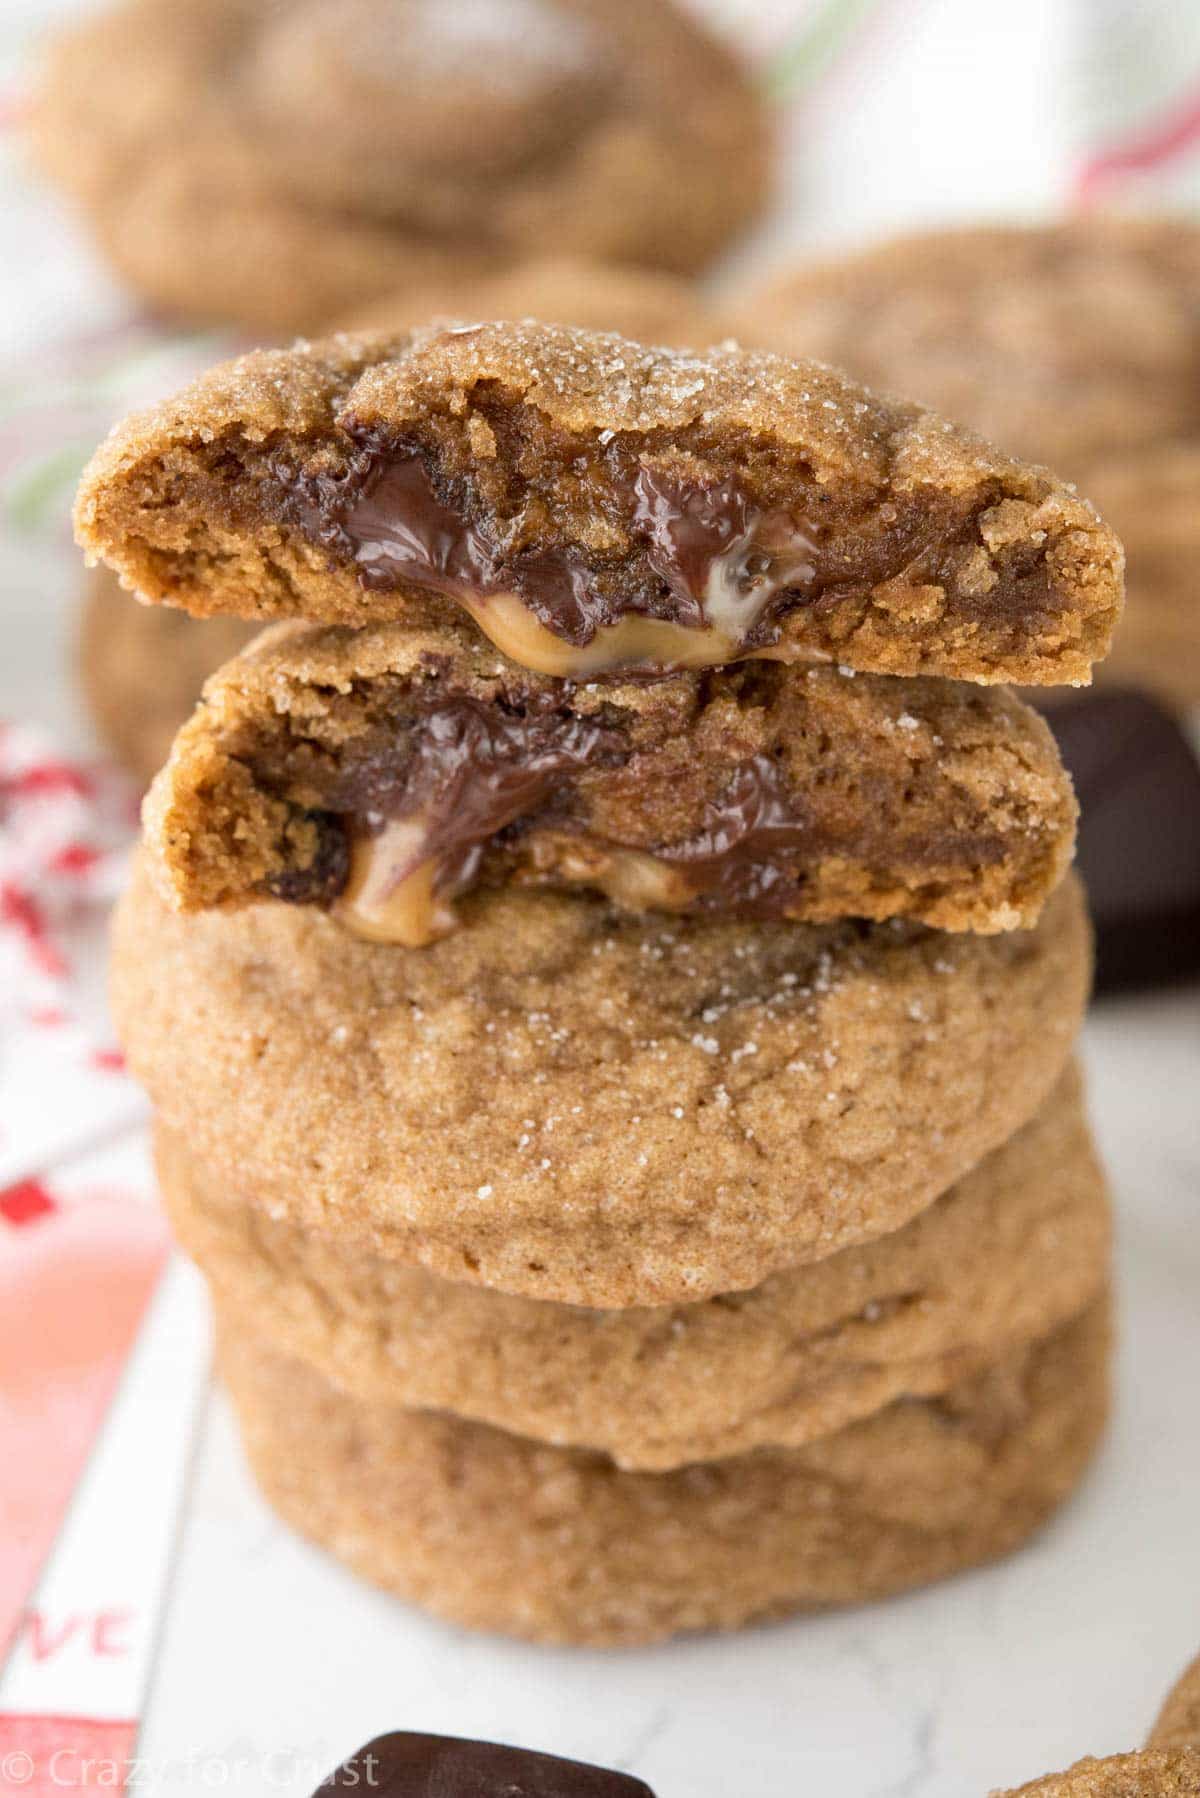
(111, 861, 1090, 1306)
(143, 614, 1078, 942)
(161, 1063, 1109, 1469)
(33, 0, 767, 334)
(75, 323, 1124, 685)
(218, 1298, 1110, 1646)
(995, 1752, 1200, 1796)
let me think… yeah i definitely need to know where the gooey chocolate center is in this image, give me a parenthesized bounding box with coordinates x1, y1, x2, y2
(284, 441, 822, 677)
(276, 699, 896, 945)
(324, 695, 627, 945)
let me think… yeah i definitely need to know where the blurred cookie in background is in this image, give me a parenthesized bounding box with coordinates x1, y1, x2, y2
(1075, 442, 1200, 712)
(32, 0, 769, 336)
(346, 255, 728, 347)
(739, 217, 1200, 708)
(79, 568, 256, 786)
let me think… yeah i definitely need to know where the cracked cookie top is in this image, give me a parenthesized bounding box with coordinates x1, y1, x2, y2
(75, 322, 1124, 684)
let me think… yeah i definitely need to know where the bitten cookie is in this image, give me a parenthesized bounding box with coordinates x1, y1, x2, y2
(112, 860, 1090, 1306)
(738, 219, 1200, 705)
(75, 323, 1124, 685)
(218, 1298, 1110, 1646)
(144, 616, 1077, 941)
(79, 567, 257, 785)
(161, 1063, 1109, 1469)
(32, 0, 767, 335)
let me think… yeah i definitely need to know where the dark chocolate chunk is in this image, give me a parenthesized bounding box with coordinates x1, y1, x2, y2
(328, 693, 627, 897)
(1041, 689, 1200, 995)
(632, 465, 754, 627)
(311, 1731, 656, 1796)
(344, 449, 499, 599)
(280, 440, 620, 647)
(278, 434, 822, 654)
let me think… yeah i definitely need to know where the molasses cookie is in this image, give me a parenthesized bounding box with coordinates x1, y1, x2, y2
(1152, 1653, 1200, 1752)
(75, 323, 1124, 685)
(739, 219, 1200, 704)
(111, 859, 1090, 1306)
(1076, 447, 1200, 711)
(996, 1640, 1200, 1794)
(144, 615, 1077, 942)
(161, 1063, 1109, 1469)
(739, 220, 1200, 472)
(79, 566, 256, 785)
(33, 0, 767, 335)
(346, 255, 725, 349)
(218, 1297, 1110, 1646)
(999, 1754, 1200, 1796)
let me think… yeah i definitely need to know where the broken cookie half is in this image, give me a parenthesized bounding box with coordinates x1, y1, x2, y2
(76, 321, 1123, 685)
(144, 615, 1077, 946)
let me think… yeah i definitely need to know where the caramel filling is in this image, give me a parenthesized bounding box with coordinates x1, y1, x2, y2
(327, 696, 627, 943)
(457, 592, 747, 677)
(305, 445, 824, 677)
(532, 839, 699, 912)
(336, 816, 458, 948)
(328, 746, 824, 945)
(337, 825, 702, 946)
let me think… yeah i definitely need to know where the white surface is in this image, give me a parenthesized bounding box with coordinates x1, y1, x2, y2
(0, 1, 1198, 1792)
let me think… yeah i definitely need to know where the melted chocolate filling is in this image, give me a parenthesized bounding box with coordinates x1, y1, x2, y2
(632, 465, 754, 626)
(326, 694, 627, 901)
(260, 694, 1005, 920)
(651, 755, 1001, 915)
(652, 754, 822, 913)
(274, 435, 823, 651)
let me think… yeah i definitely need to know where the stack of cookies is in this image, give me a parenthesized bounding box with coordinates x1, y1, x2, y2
(78, 323, 1123, 1645)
